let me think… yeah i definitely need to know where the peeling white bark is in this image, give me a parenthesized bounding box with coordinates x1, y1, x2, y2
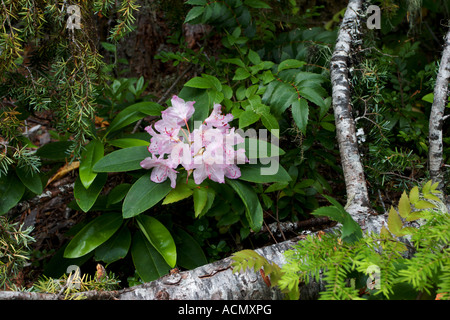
(331, 0, 373, 218)
(0, 237, 321, 300)
(429, 27, 450, 195)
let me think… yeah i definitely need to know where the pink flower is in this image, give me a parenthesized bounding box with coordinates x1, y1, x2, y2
(141, 96, 246, 188)
(204, 104, 233, 132)
(140, 155, 178, 188)
(162, 95, 195, 125)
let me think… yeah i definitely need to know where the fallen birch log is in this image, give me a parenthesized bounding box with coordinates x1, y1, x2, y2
(0, 232, 329, 300)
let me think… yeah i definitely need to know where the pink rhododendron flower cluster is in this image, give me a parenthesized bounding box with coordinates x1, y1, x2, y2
(140, 95, 247, 188)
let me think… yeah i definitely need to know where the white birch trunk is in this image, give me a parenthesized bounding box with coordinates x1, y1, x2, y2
(330, 0, 387, 234)
(429, 27, 450, 195)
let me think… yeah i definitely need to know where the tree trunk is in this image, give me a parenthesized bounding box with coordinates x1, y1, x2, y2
(330, 0, 389, 234)
(0, 235, 328, 300)
(429, 26, 450, 196)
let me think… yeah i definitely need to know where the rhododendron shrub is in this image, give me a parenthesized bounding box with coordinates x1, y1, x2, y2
(140, 95, 248, 188)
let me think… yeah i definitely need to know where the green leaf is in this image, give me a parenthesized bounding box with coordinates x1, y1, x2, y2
(79, 140, 104, 189)
(16, 166, 43, 195)
(178, 87, 210, 125)
(221, 58, 245, 68)
(260, 111, 279, 136)
(244, 0, 271, 9)
(413, 200, 435, 209)
(311, 205, 362, 243)
(239, 110, 260, 128)
(64, 212, 123, 258)
(93, 146, 150, 172)
(233, 68, 251, 81)
(421, 93, 434, 103)
(202, 75, 222, 91)
(186, 0, 206, 5)
(162, 182, 193, 205)
(101, 42, 116, 53)
(184, 6, 205, 23)
(73, 173, 108, 212)
(174, 227, 207, 270)
(0, 171, 25, 215)
(264, 182, 289, 193)
(131, 231, 170, 282)
(387, 206, 404, 237)
(398, 191, 411, 219)
(106, 102, 164, 135)
(95, 225, 131, 264)
(239, 137, 285, 159)
(106, 183, 131, 207)
(291, 98, 309, 134)
(226, 179, 263, 232)
(278, 59, 306, 72)
(122, 173, 172, 218)
(184, 76, 214, 89)
(202, 189, 216, 216)
(239, 162, 291, 183)
(137, 215, 177, 268)
(298, 87, 326, 109)
(423, 192, 441, 202)
(248, 49, 261, 65)
(312, 206, 346, 224)
(320, 121, 335, 132)
(193, 187, 208, 218)
(36, 141, 73, 160)
(422, 180, 432, 195)
(107, 138, 149, 148)
(409, 186, 419, 204)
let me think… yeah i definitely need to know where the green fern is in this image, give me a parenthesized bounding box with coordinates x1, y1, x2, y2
(232, 181, 450, 300)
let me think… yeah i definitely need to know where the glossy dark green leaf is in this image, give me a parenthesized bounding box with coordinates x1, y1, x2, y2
(64, 212, 123, 258)
(106, 102, 164, 135)
(226, 179, 263, 232)
(36, 141, 73, 160)
(93, 146, 150, 172)
(122, 173, 172, 218)
(239, 162, 291, 183)
(79, 140, 104, 189)
(43, 243, 93, 278)
(107, 138, 149, 149)
(106, 183, 131, 207)
(174, 227, 207, 270)
(0, 171, 25, 215)
(178, 86, 210, 125)
(193, 187, 208, 218)
(162, 182, 193, 205)
(16, 166, 43, 195)
(131, 231, 170, 282)
(73, 173, 107, 212)
(137, 215, 177, 268)
(95, 225, 131, 264)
